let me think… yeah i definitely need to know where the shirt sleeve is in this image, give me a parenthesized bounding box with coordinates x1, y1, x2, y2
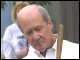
(2, 27, 16, 59)
(2, 27, 11, 42)
(2, 41, 17, 59)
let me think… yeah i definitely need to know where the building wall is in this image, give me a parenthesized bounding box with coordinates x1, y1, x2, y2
(44, 1, 79, 43)
(61, 1, 79, 43)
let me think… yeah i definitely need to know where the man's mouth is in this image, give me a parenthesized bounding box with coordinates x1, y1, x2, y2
(34, 41, 42, 47)
(33, 39, 44, 48)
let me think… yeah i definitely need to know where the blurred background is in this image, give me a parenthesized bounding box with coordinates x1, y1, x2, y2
(1, 1, 79, 44)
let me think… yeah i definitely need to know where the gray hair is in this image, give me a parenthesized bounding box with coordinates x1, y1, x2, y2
(35, 4, 51, 22)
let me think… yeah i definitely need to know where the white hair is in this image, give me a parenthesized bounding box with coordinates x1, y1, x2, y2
(35, 4, 51, 22)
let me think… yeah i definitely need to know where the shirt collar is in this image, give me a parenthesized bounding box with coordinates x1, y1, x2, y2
(33, 39, 57, 58)
(52, 39, 57, 50)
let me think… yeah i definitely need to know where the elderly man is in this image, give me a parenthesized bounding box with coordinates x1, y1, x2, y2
(17, 4, 79, 59)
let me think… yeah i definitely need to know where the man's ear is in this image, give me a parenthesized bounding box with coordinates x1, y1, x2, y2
(47, 20, 53, 30)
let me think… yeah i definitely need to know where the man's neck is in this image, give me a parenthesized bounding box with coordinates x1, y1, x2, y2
(40, 50, 47, 57)
(40, 35, 56, 57)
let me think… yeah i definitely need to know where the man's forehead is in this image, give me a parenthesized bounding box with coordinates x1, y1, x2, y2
(17, 4, 42, 22)
(17, 5, 39, 17)
(20, 4, 37, 11)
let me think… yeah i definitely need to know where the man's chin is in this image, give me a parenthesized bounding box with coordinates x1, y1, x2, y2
(35, 46, 46, 52)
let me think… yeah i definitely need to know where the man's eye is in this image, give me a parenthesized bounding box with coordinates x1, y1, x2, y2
(26, 30, 33, 35)
(35, 28, 41, 32)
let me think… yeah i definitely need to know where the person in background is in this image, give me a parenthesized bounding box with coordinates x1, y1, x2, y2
(2, 1, 29, 59)
(17, 4, 79, 59)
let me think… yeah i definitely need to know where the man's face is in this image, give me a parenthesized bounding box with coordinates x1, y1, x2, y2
(21, 19, 53, 53)
(17, 5, 53, 53)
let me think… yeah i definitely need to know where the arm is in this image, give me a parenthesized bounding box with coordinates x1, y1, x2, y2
(16, 47, 29, 59)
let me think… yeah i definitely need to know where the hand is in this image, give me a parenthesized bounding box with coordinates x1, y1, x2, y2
(16, 47, 29, 59)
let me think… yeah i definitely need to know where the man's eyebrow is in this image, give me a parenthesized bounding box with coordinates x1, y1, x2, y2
(35, 26, 43, 28)
(24, 26, 43, 33)
(33, 26, 43, 29)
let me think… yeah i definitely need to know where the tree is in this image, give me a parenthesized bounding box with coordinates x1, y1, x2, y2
(1, 1, 51, 10)
(1, 1, 6, 10)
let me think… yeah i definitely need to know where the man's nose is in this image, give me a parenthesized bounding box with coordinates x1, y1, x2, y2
(32, 31, 40, 40)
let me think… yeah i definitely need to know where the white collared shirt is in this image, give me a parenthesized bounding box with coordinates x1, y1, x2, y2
(2, 23, 28, 59)
(23, 40, 79, 59)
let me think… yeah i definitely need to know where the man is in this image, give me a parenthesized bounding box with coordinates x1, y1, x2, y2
(17, 4, 79, 59)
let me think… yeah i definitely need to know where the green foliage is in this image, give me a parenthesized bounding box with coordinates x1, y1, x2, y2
(28, 1, 51, 6)
(1, 1, 6, 10)
(1, 1, 51, 10)
(12, 1, 51, 6)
